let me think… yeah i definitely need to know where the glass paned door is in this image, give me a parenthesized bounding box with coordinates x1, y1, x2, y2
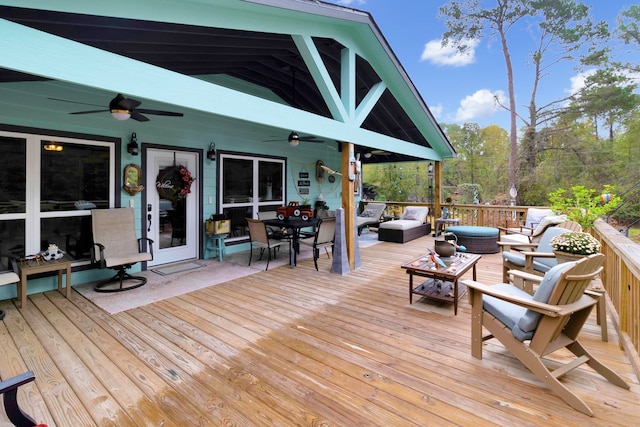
(146, 149, 198, 266)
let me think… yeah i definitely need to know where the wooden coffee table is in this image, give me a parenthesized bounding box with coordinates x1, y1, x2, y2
(402, 253, 481, 315)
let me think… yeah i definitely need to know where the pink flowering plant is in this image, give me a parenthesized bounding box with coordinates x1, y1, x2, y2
(550, 231, 601, 255)
(178, 165, 194, 197)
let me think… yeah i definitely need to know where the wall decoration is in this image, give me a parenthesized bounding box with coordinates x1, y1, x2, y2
(298, 171, 309, 179)
(299, 188, 309, 195)
(156, 164, 195, 201)
(123, 164, 145, 195)
(297, 180, 310, 187)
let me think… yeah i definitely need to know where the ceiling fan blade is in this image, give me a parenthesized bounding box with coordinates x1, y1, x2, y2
(110, 94, 140, 111)
(48, 97, 104, 108)
(130, 110, 150, 122)
(136, 108, 184, 117)
(70, 109, 109, 115)
(299, 136, 324, 143)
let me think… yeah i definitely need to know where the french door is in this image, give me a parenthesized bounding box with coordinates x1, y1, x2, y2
(145, 148, 198, 266)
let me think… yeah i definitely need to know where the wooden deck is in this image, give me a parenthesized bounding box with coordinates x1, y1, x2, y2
(1, 233, 638, 426)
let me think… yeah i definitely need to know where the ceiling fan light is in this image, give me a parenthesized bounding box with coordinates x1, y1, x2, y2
(111, 109, 131, 121)
(364, 152, 372, 159)
(288, 131, 300, 146)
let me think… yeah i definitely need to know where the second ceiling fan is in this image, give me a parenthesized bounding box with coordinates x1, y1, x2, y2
(263, 131, 325, 146)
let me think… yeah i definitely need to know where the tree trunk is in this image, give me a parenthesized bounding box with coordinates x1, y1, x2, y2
(499, 26, 517, 199)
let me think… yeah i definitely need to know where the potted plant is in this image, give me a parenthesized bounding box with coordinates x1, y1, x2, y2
(550, 231, 601, 263)
(547, 185, 621, 231)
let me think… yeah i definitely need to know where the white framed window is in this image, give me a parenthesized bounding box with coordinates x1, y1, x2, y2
(0, 130, 116, 270)
(219, 152, 285, 241)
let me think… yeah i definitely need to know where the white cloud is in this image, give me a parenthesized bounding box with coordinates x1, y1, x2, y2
(568, 68, 640, 97)
(454, 89, 506, 122)
(567, 69, 597, 96)
(429, 103, 443, 119)
(420, 38, 479, 67)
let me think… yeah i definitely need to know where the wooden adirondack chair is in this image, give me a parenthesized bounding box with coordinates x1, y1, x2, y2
(462, 254, 629, 416)
(500, 226, 570, 282)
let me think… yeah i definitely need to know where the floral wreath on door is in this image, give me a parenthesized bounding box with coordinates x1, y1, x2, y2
(156, 165, 195, 201)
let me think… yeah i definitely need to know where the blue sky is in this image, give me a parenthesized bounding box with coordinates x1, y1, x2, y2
(326, 1, 634, 131)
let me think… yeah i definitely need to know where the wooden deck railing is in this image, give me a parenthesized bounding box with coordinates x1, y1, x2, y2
(593, 220, 640, 379)
(370, 201, 640, 380)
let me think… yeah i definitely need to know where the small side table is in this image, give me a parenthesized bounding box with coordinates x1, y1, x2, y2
(586, 278, 608, 342)
(205, 233, 227, 262)
(434, 218, 460, 236)
(17, 258, 71, 309)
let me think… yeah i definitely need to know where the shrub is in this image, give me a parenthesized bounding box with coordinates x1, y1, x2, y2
(547, 185, 621, 230)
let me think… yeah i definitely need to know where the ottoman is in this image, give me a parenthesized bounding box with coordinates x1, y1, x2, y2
(446, 225, 499, 254)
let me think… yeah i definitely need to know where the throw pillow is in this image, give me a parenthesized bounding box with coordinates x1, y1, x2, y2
(360, 208, 375, 218)
(403, 208, 421, 221)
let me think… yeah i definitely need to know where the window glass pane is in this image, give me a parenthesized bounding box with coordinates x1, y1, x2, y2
(0, 136, 26, 213)
(0, 219, 25, 270)
(223, 158, 253, 203)
(41, 216, 93, 261)
(40, 140, 110, 212)
(258, 161, 283, 202)
(224, 206, 252, 238)
(161, 199, 187, 249)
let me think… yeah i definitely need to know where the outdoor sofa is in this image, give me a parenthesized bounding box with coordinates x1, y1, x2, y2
(378, 206, 431, 243)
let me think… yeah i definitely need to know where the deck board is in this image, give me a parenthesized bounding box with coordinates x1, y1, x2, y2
(1, 233, 639, 426)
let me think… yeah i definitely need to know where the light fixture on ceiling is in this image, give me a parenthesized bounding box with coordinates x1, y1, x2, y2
(207, 142, 216, 161)
(288, 131, 300, 147)
(364, 152, 372, 159)
(43, 142, 63, 152)
(127, 132, 139, 155)
(111, 109, 131, 121)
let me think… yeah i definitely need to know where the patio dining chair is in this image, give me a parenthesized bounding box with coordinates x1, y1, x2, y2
(462, 254, 629, 416)
(246, 218, 289, 271)
(299, 217, 336, 270)
(0, 371, 48, 427)
(91, 208, 154, 292)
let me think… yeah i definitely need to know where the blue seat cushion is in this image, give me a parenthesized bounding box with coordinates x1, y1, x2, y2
(484, 262, 576, 341)
(447, 225, 499, 237)
(483, 283, 531, 334)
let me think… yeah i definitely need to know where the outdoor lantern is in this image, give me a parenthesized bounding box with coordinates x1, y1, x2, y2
(509, 184, 517, 206)
(207, 142, 216, 161)
(127, 132, 139, 155)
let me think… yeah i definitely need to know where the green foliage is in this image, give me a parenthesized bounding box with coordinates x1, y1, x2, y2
(547, 185, 622, 229)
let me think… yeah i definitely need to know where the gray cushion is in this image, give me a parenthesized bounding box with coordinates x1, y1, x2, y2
(378, 219, 422, 230)
(483, 284, 531, 332)
(514, 261, 575, 340)
(483, 261, 575, 341)
(502, 226, 571, 273)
